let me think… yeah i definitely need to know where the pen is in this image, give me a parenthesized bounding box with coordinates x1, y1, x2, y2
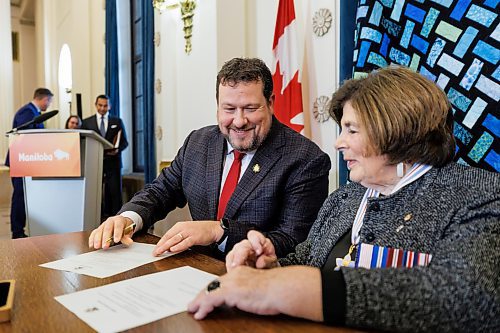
(105, 223, 136, 246)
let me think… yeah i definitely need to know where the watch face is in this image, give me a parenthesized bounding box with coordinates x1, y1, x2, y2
(221, 218, 230, 230)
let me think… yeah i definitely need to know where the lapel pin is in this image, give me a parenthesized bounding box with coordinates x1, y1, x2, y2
(403, 213, 412, 222)
(252, 164, 260, 173)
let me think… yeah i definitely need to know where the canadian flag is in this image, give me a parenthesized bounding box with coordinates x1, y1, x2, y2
(272, 0, 304, 134)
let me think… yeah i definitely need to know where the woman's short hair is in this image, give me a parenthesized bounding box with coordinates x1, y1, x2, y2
(329, 66, 455, 167)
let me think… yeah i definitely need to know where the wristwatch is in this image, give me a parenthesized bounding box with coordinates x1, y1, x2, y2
(216, 218, 230, 245)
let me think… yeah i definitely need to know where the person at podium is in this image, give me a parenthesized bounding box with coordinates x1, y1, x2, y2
(81, 95, 128, 218)
(5, 88, 54, 239)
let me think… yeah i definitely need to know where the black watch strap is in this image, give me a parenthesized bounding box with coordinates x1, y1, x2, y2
(216, 218, 230, 245)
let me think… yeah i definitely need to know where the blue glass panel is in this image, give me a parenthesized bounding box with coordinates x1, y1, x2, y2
(450, 0, 472, 21)
(453, 26, 479, 58)
(472, 40, 500, 64)
(411, 34, 429, 53)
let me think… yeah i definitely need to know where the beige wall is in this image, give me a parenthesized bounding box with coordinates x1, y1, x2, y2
(41, 0, 105, 128)
(0, 0, 14, 161)
(11, 6, 37, 105)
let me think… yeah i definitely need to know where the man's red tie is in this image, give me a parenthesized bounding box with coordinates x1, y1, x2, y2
(217, 150, 245, 220)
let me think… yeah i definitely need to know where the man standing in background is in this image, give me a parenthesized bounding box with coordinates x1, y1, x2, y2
(5, 88, 53, 238)
(82, 95, 128, 219)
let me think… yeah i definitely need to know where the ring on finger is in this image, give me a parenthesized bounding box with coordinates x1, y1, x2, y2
(177, 232, 184, 240)
(205, 279, 220, 294)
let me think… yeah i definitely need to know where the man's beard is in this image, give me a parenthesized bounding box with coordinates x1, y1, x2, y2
(224, 128, 266, 152)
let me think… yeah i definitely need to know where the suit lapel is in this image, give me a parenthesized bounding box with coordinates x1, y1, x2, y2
(89, 116, 99, 132)
(28, 104, 43, 128)
(28, 103, 38, 117)
(224, 119, 285, 219)
(206, 132, 226, 220)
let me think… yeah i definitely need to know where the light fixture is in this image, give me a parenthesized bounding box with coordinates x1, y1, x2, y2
(180, 0, 196, 54)
(152, 0, 179, 12)
(152, 0, 197, 55)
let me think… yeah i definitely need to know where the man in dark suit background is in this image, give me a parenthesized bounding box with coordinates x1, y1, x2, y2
(5, 88, 53, 238)
(89, 58, 331, 259)
(81, 95, 128, 218)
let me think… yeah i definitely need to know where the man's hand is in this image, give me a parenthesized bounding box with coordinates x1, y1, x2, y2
(88, 215, 135, 249)
(225, 230, 278, 271)
(105, 148, 119, 156)
(153, 221, 224, 256)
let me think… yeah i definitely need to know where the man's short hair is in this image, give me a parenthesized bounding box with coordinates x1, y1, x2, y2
(95, 94, 110, 105)
(33, 88, 53, 99)
(216, 58, 273, 103)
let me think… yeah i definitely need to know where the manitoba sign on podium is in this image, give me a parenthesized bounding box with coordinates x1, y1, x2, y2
(7, 129, 113, 236)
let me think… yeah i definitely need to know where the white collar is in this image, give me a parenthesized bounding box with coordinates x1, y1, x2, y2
(30, 101, 41, 113)
(96, 112, 109, 120)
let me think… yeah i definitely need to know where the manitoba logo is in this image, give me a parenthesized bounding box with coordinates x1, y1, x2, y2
(18, 148, 70, 162)
(53, 149, 70, 160)
(18, 152, 53, 162)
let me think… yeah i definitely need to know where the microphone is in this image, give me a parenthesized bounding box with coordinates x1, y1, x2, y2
(5, 110, 59, 135)
(33, 110, 59, 124)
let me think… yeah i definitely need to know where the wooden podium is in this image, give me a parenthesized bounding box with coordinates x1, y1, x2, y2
(7, 129, 113, 236)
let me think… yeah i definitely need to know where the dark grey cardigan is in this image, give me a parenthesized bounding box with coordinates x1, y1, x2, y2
(280, 162, 500, 332)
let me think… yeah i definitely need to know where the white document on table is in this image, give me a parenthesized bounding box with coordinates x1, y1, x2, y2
(55, 266, 216, 333)
(40, 242, 175, 278)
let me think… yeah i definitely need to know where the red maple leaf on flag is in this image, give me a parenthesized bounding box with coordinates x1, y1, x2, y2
(272, 0, 304, 134)
(273, 63, 304, 133)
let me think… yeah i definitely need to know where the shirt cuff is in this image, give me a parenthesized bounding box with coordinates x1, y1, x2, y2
(321, 268, 347, 326)
(217, 236, 228, 252)
(119, 211, 143, 233)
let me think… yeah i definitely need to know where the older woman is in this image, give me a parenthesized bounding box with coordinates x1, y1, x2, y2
(188, 67, 500, 332)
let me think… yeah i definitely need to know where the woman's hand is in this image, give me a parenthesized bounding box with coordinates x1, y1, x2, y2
(188, 266, 323, 322)
(225, 230, 278, 271)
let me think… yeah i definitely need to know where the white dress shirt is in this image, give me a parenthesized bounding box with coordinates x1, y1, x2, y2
(96, 112, 109, 133)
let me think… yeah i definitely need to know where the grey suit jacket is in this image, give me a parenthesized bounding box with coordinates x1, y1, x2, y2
(280, 162, 500, 332)
(120, 118, 331, 256)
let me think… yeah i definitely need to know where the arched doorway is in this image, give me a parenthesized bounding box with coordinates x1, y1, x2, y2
(58, 44, 72, 127)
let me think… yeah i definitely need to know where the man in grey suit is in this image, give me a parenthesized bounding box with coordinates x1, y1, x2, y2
(89, 57, 331, 258)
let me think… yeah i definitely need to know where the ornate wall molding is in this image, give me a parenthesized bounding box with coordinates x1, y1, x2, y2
(313, 8, 332, 37)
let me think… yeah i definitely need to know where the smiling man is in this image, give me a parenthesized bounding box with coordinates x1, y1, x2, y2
(88, 57, 331, 259)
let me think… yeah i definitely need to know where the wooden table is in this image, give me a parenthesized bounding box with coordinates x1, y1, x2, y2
(0, 232, 362, 332)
